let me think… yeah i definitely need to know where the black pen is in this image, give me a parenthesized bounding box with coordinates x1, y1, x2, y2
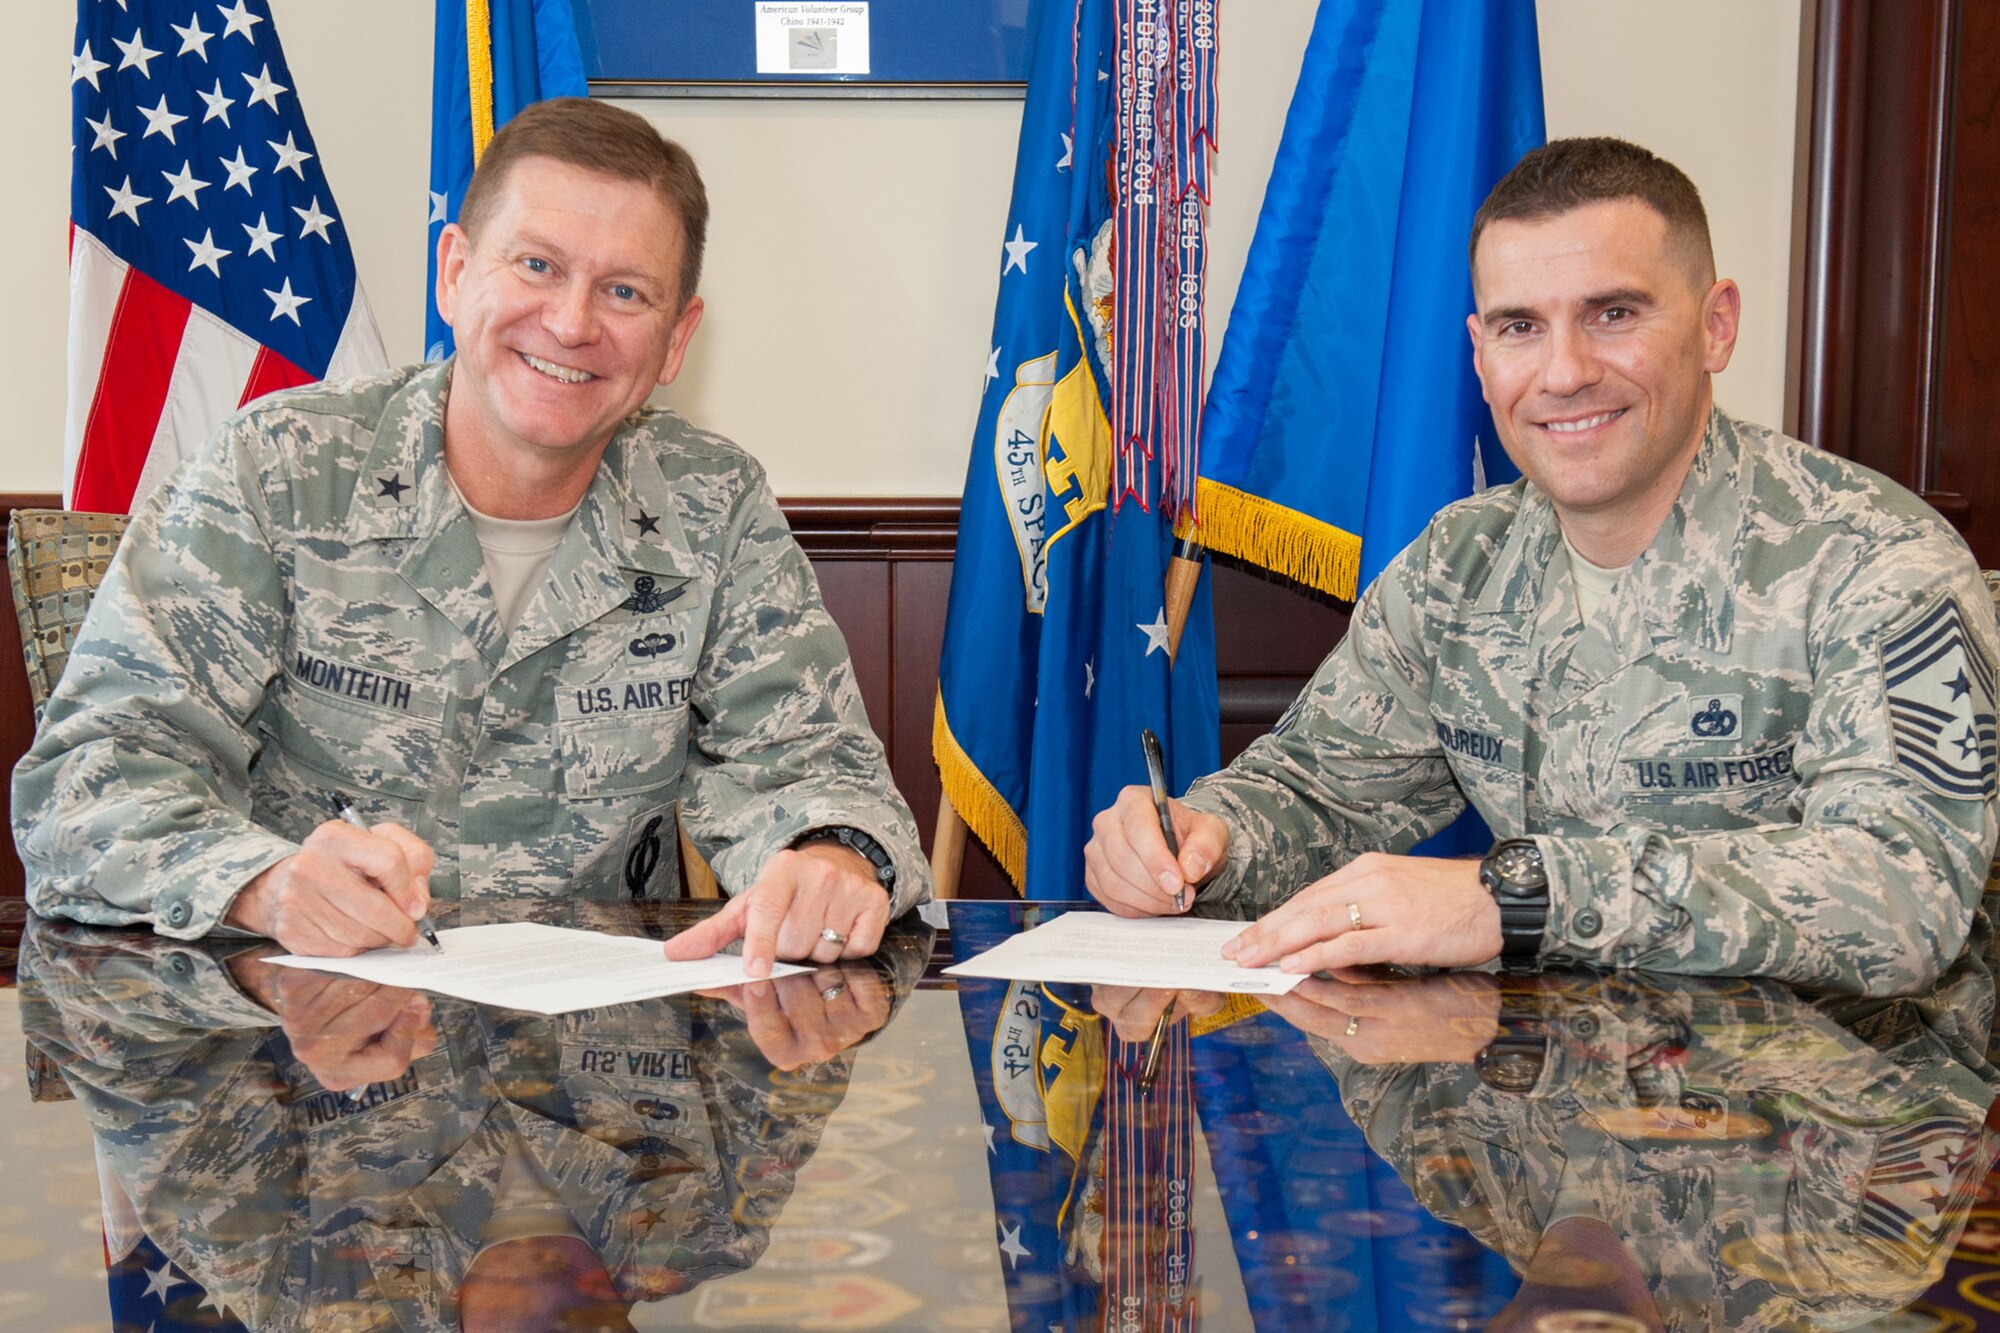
(340, 805, 442, 953)
(1140, 728, 1184, 912)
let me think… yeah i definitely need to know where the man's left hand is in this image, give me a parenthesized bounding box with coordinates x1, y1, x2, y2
(1222, 853, 1503, 972)
(662, 844, 890, 978)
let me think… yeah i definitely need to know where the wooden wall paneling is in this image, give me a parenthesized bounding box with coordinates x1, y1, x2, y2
(1209, 561, 1350, 765)
(1933, 1, 2000, 565)
(1792, 0, 1974, 536)
(809, 561, 892, 735)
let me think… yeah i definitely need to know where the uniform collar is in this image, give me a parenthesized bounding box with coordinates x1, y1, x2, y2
(1469, 407, 1744, 654)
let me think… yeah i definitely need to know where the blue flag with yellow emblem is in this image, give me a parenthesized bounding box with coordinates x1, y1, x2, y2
(1195, 0, 1544, 602)
(934, 0, 1220, 897)
(425, 0, 587, 361)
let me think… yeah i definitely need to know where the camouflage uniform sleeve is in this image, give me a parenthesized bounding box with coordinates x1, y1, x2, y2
(12, 414, 302, 937)
(1178, 536, 1466, 911)
(1538, 535, 2000, 995)
(675, 473, 932, 916)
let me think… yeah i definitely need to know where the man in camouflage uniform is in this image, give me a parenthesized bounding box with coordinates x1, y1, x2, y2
(16, 906, 932, 1330)
(14, 98, 928, 970)
(1085, 137, 2000, 994)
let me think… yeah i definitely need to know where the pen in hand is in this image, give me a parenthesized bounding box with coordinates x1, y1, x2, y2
(338, 804, 442, 953)
(1140, 728, 1185, 913)
(1139, 1005, 1172, 1089)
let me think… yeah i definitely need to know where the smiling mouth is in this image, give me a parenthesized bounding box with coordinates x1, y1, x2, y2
(1541, 408, 1626, 434)
(520, 352, 595, 385)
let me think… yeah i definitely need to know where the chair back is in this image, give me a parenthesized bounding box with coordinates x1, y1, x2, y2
(6, 509, 130, 725)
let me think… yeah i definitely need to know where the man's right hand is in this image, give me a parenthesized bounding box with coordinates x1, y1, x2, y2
(1083, 785, 1229, 917)
(223, 818, 436, 956)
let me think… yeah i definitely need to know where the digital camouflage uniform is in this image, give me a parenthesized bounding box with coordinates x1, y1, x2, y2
(13, 362, 930, 937)
(16, 909, 933, 1330)
(1312, 962, 2000, 1331)
(1183, 410, 2000, 993)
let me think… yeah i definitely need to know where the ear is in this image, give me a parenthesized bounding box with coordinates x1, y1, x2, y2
(1701, 278, 1741, 375)
(655, 295, 706, 389)
(1466, 313, 1489, 399)
(434, 223, 470, 327)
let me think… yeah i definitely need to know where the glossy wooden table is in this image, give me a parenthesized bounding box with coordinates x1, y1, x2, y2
(4, 896, 1999, 1331)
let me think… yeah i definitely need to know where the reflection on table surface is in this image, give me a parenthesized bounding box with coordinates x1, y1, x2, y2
(6, 895, 2000, 1331)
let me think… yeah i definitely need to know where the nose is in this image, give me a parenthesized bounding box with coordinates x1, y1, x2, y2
(543, 279, 597, 347)
(1540, 321, 1600, 399)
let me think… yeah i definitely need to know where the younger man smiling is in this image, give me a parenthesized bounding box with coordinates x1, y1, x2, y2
(1085, 137, 1999, 994)
(17, 99, 929, 972)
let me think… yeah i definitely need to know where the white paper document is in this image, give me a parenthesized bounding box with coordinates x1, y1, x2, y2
(942, 911, 1307, 994)
(268, 922, 810, 1015)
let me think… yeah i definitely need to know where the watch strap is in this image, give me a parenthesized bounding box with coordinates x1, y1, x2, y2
(791, 825, 896, 893)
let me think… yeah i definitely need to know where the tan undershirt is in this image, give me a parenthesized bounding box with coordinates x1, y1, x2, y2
(1562, 530, 1628, 625)
(450, 478, 580, 635)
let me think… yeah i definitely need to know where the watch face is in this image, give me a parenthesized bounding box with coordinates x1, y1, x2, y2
(1490, 841, 1548, 894)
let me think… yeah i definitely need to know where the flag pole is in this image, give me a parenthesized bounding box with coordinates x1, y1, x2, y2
(1163, 536, 1205, 662)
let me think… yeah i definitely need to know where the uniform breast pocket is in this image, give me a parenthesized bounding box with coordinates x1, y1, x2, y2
(557, 675, 695, 800)
(269, 672, 447, 801)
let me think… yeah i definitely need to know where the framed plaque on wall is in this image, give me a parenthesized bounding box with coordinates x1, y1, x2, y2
(577, 0, 1040, 98)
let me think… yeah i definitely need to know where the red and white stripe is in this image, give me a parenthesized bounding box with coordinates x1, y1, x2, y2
(63, 225, 385, 514)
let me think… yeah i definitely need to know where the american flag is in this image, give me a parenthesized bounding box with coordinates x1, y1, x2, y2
(66, 0, 384, 513)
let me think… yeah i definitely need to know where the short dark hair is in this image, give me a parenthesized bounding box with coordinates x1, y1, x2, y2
(1469, 136, 1713, 282)
(458, 97, 709, 306)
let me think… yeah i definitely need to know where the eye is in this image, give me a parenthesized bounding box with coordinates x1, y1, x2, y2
(609, 283, 639, 302)
(521, 256, 552, 275)
(1599, 306, 1634, 325)
(1500, 319, 1536, 338)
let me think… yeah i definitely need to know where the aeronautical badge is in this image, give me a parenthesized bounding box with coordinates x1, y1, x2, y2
(619, 575, 684, 615)
(1881, 592, 1998, 799)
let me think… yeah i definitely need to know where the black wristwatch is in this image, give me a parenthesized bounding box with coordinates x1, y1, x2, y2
(792, 825, 897, 894)
(1479, 837, 1549, 961)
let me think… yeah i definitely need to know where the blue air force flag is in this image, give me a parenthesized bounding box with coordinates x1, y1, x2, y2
(933, 0, 1220, 896)
(425, 0, 587, 362)
(1883, 593, 1998, 800)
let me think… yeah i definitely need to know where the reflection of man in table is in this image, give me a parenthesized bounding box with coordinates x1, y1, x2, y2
(14, 98, 928, 973)
(1271, 965, 2000, 1331)
(18, 909, 931, 1331)
(1086, 137, 2000, 994)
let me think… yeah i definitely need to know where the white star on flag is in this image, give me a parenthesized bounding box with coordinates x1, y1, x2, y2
(140, 1260, 185, 1303)
(72, 41, 111, 90)
(1057, 132, 1072, 171)
(1084, 658, 1095, 697)
(1137, 608, 1171, 657)
(428, 190, 449, 225)
(138, 94, 186, 143)
(219, 146, 257, 193)
(104, 175, 151, 223)
(162, 160, 210, 209)
(242, 64, 286, 112)
(184, 228, 230, 276)
(1002, 223, 1037, 275)
(242, 211, 280, 259)
(85, 112, 125, 159)
(984, 346, 1000, 388)
(269, 131, 311, 177)
(218, 0, 262, 43)
(294, 197, 335, 242)
(197, 79, 235, 126)
(172, 14, 214, 60)
(264, 276, 310, 324)
(981, 1120, 996, 1153)
(114, 29, 162, 78)
(998, 1220, 1031, 1269)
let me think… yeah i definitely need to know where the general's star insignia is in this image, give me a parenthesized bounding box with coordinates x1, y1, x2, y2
(376, 473, 410, 502)
(631, 510, 660, 537)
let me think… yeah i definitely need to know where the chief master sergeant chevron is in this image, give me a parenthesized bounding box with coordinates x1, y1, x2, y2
(1085, 137, 2000, 995)
(14, 98, 931, 973)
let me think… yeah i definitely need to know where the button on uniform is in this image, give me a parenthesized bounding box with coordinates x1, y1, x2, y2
(1574, 909, 1602, 938)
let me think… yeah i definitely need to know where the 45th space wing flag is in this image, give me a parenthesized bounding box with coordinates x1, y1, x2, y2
(934, 0, 1220, 896)
(425, 0, 587, 362)
(67, 0, 386, 513)
(1194, 0, 1544, 603)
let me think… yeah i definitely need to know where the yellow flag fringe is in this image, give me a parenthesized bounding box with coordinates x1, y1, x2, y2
(932, 691, 1027, 892)
(466, 0, 496, 163)
(1189, 477, 1364, 604)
